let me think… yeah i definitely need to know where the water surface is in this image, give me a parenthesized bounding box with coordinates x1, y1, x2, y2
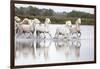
(15, 25, 94, 65)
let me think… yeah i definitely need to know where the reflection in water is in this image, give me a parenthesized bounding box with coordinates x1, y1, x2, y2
(15, 38, 81, 65)
(35, 39, 52, 61)
(55, 39, 81, 59)
(15, 41, 36, 59)
(15, 26, 94, 65)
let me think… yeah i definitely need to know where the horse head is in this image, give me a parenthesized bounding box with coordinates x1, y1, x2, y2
(65, 20, 72, 28)
(75, 18, 81, 25)
(44, 18, 51, 24)
(15, 16, 21, 23)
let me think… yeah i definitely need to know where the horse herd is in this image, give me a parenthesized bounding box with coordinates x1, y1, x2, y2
(15, 16, 81, 39)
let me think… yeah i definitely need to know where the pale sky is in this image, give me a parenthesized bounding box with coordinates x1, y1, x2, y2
(15, 4, 94, 14)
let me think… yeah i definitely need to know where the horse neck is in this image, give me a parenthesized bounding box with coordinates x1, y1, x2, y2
(29, 22, 34, 29)
(44, 23, 48, 27)
(76, 23, 80, 26)
(75, 23, 80, 30)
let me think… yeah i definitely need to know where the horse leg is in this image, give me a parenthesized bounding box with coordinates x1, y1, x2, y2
(44, 32, 46, 39)
(70, 32, 73, 39)
(54, 32, 59, 39)
(78, 31, 81, 37)
(64, 34, 68, 39)
(23, 31, 27, 38)
(17, 29, 23, 38)
(71, 32, 77, 39)
(36, 30, 39, 38)
(31, 30, 35, 38)
(75, 31, 81, 40)
(16, 28, 19, 37)
(22, 31, 29, 38)
(54, 32, 57, 38)
(27, 32, 32, 38)
(48, 32, 52, 39)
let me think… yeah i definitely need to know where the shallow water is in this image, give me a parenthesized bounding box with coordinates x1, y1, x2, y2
(15, 25, 94, 65)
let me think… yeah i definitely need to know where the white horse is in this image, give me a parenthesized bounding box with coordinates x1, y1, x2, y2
(54, 18, 81, 39)
(15, 16, 21, 34)
(70, 18, 81, 38)
(35, 18, 52, 38)
(54, 21, 71, 39)
(17, 18, 40, 38)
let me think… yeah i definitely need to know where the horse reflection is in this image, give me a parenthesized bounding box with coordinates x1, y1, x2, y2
(15, 41, 36, 59)
(71, 39, 81, 58)
(35, 39, 52, 61)
(55, 39, 81, 59)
